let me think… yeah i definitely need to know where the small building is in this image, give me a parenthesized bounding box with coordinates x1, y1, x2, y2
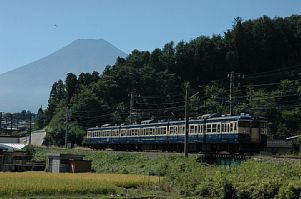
(47, 153, 91, 173)
(0, 143, 44, 171)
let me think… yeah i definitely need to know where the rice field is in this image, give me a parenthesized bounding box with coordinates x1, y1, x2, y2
(0, 172, 160, 197)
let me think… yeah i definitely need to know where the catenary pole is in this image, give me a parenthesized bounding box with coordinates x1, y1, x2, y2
(129, 90, 134, 124)
(184, 82, 190, 157)
(229, 71, 234, 116)
(29, 115, 32, 145)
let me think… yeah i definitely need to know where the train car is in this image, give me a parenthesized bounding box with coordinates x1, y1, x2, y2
(86, 113, 267, 153)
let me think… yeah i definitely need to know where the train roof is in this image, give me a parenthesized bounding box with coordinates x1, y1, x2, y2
(87, 114, 266, 131)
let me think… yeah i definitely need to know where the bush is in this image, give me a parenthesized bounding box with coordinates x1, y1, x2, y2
(276, 181, 301, 199)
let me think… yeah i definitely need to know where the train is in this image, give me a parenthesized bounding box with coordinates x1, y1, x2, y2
(86, 113, 267, 153)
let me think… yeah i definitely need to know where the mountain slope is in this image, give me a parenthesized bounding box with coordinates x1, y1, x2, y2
(0, 39, 127, 112)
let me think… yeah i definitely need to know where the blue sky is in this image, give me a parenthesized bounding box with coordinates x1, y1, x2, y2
(0, 0, 300, 74)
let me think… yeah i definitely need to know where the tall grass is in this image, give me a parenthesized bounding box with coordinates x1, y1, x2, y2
(0, 172, 159, 197)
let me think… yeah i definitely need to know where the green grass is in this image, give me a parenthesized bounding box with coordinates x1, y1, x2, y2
(33, 146, 190, 175)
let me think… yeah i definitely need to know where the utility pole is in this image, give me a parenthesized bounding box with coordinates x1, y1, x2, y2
(228, 71, 234, 116)
(0, 112, 2, 134)
(5, 117, 8, 133)
(10, 114, 13, 135)
(184, 82, 190, 157)
(129, 90, 134, 124)
(29, 115, 32, 145)
(65, 107, 70, 148)
(227, 71, 245, 116)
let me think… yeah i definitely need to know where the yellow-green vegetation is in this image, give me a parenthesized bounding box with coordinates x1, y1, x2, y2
(0, 172, 159, 197)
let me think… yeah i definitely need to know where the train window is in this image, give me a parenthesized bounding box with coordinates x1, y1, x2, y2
(212, 124, 217, 132)
(207, 124, 212, 133)
(234, 122, 237, 131)
(147, 128, 152, 135)
(199, 125, 202, 133)
(162, 127, 167, 134)
(170, 126, 174, 134)
(178, 126, 183, 134)
(152, 128, 155, 135)
(157, 128, 161, 135)
(238, 121, 250, 127)
(149, 128, 153, 135)
(203, 125, 206, 133)
(217, 124, 221, 132)
(230, 123, 233, 132)
(189, 126, 194, 134)
(193, 125, 197, 133)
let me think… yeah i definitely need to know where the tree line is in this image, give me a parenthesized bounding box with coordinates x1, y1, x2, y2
(35, 15, 301, 146)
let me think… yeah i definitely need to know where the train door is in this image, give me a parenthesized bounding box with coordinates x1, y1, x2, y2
(250, 121, 260, 143)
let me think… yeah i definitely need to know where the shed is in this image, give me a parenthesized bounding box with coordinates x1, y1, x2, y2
(47, 153, 91, 173)
(0, 143, 34, 171)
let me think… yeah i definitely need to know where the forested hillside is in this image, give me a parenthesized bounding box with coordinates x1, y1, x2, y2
(37, 15, 301, 145)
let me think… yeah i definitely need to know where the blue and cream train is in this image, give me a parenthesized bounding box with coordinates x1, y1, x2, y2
(86, 114, 267, 153)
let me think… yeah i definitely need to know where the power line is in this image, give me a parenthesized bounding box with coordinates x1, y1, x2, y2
(244, 64, 301, 79)
(135, 100, 185, 106)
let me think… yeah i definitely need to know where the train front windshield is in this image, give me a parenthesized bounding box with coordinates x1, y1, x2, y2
(238, 121, 250, 127)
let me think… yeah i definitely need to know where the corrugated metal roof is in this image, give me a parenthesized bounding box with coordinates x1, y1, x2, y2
(0, 143, 26, 152)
